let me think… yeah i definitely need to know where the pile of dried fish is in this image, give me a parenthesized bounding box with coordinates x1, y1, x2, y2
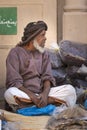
(46, 106, 87, 130)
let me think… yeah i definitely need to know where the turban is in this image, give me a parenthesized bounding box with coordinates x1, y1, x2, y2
(21, 21, 48, 45)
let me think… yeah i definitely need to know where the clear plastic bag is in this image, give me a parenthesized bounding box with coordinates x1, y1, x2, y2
(52, 104, 68, 117)
(2, 121, 21, 130)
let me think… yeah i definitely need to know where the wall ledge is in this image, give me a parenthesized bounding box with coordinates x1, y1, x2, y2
(0, 45, 15, 49)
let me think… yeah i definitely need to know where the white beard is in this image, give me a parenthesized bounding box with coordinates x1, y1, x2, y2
(33, 40, 45, 53)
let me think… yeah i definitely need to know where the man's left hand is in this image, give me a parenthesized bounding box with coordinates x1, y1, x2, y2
(36, 93, 48, 108)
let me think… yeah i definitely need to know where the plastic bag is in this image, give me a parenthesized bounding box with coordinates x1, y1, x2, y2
(17, 104, 56, 116)
(2, 121, 20, 130)
(52, 104, 68, 116)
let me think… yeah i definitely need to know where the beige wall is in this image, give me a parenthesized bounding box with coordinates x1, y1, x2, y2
(0, 0, 57, 48)
(63, 0, 87, 43)
(57, 0, 65, 43)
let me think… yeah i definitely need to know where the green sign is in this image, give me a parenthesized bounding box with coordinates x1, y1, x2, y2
(0, 7, 17, 35)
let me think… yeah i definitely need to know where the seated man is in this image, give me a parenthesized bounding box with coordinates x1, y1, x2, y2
(4, 21, 77, 112)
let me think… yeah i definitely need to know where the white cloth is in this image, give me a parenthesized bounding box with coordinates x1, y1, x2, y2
(4, 84, 77, 107)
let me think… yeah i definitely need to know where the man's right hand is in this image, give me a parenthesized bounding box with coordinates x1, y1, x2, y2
(19, 86, 42, 107)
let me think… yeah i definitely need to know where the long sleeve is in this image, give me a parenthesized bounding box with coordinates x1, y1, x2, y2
(6, 49, 23, 88)
(41, 51, 56, 87)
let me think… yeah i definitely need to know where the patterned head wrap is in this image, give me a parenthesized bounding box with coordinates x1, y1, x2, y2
(19, 21, 48, 46)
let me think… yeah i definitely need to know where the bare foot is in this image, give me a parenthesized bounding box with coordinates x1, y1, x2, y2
(14, 96, 34, 108)
(48, 97, 67, 106)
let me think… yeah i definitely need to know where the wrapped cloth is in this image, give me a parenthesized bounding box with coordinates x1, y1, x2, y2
(47, 49, 67, 85)
(59, 40, 87, 66)
(20, 21, 48, 45)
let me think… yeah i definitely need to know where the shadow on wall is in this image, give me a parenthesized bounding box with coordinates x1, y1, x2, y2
(0, 49, 10, 109)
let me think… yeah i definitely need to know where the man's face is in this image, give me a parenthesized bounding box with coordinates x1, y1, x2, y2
(33, 30, 47, 53)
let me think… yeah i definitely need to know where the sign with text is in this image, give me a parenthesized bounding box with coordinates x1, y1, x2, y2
(0, 7, 17, 35)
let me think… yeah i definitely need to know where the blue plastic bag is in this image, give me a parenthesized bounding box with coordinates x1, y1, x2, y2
(84, 99, 87, 110)
(17, 104, 56, 116)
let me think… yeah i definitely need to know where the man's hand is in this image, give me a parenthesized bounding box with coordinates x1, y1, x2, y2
(36, 80, 51, 108)
(18, 84, 50, 108)
(36, 93, 48, 108)
(19, 86, 41, 107)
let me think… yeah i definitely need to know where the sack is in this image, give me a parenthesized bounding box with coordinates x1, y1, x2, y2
(47, 49, 64, 69)
(52, 67, 67, 85)
(59, 40, 87, 66)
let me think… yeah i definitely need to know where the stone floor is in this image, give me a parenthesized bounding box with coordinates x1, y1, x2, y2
(0, 87, 5, 109)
